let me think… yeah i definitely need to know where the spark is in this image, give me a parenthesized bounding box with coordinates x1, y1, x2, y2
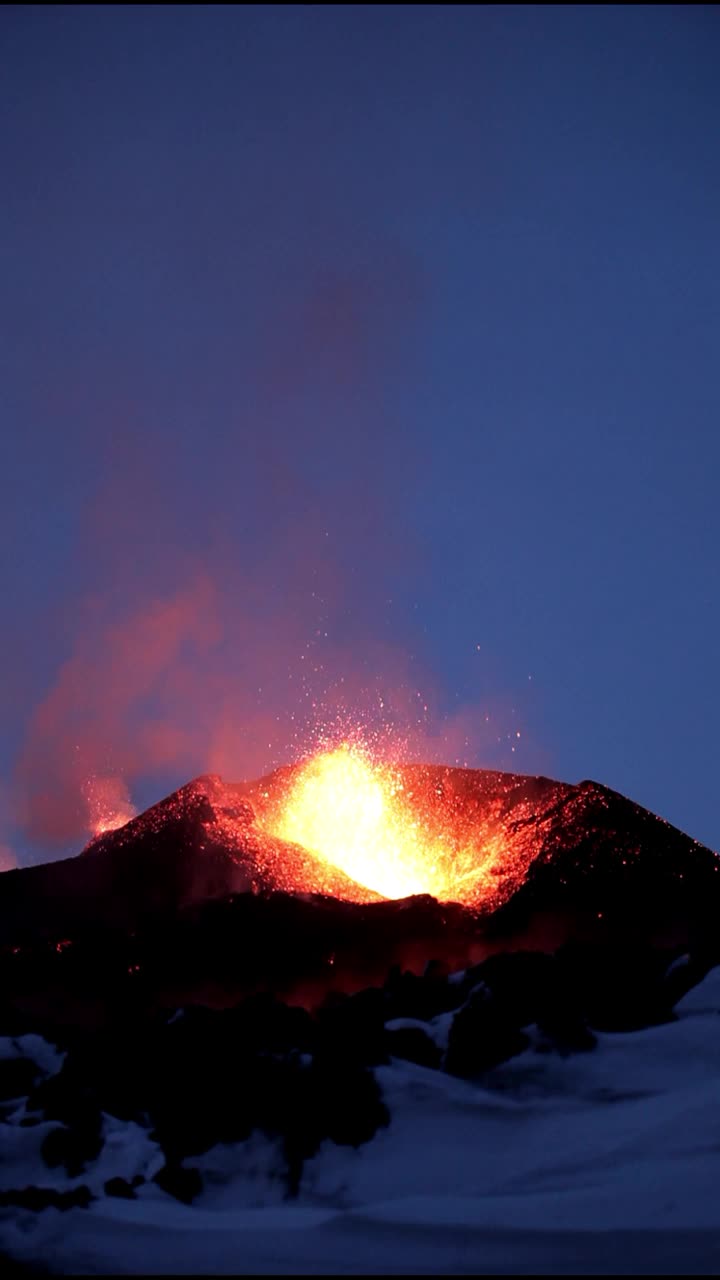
(259, 741, 526, 906)
(83, 776, 136, 838)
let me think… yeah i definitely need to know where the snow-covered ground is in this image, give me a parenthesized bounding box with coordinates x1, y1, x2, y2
(3, 971, 720, 1274)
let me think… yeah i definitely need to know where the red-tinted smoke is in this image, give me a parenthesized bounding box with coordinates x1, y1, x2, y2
(8, 247, 537, 858)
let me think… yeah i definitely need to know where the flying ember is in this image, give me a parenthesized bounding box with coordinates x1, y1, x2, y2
(263, 743, 505, 904)
(84, 776, 137, 837)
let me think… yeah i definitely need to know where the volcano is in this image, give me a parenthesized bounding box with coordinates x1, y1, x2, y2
(1, 757, 718, 1025)
(3, 760, 720, 1276)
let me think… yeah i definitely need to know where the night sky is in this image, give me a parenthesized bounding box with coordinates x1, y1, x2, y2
(2, 5, 719, 863)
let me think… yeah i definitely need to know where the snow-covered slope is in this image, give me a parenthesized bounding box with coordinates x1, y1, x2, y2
(3, 970, 720, 1274)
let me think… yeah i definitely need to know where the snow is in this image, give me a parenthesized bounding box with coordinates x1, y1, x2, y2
(675, 963, 720, 1014)
(0, 1032, 64, 1076)
(385, 1012, 454, 1051)
(5, 969, 720, 1273)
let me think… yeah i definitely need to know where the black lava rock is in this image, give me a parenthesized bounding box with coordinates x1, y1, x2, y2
(383, 965, 459, 1023)
(0, 1058, 38, 1102)
(555, 942, 678, 1032)
(153, 1162, 203, 1204)
(316, 988, 389, 1069)
(104, 1175, 144, 1200)
(386, 1024, 442, 1069)
(0, 1185, 92, 1211)
(41, 1118, 104, 1178)
(445, 984, 530, 1077)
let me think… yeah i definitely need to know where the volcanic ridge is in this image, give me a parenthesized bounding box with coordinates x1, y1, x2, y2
(2, 757, 720, 1256)
(1, 758, 718, 1022)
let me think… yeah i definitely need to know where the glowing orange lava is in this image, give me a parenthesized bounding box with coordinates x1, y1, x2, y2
(263, 744, 508, 905)
(84, 776, 137, 838)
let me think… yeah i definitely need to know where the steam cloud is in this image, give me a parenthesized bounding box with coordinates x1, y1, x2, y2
(6, 248, 536, 862)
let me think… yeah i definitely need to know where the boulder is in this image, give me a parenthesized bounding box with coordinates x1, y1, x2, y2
(152, 1162, 203, 1204)
(444, 984, 529, 1077)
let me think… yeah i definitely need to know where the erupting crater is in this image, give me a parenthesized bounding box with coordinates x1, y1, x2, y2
(258, 745, 507, 905)
(1, 746, 717, 984)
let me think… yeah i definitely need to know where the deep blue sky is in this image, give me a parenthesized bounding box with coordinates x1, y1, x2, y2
(2, 5, 719, 861)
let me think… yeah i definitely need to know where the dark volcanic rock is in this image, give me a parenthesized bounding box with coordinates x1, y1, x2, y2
(280, 1056, 389, 1196)
(18, 992, 391, 1197)
(662, 951, 715, 1009)
(459, 952, 559, 1026)
(0, 1058, 38, 1101)
(153, 1162, 203, 1205)
(0, 774, 378, 947)
(1, 954, 712, 1207)
(383, 963, 460, 1023)
(485, 778, 720, 951)
(0, 1250, 49, 1276)
(0, 889, 478, 1035)
(0, 781, 257, 946)
(41, 1118, 104, 1177)
(316, 988, 389, 1068)
(445, 984, 530, 1077)
(104, 1175, 143, 1200)
(1, 764, 718, 1025)
(386, 1024, 442, 1069)
(0, 1185, 92, 1211)
(553, 941, 680, 1032)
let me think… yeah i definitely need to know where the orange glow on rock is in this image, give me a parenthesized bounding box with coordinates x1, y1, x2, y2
(261, 743, 511, 906)
(84, 776, 137, 837)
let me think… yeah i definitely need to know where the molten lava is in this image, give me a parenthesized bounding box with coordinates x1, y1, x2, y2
(84, 776, 137, 838)
(78, 745, 610, 915)
(262, 744, 508, 905)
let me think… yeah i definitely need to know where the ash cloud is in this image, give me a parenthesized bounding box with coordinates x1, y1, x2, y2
(0, 845, 17, 873)
(8, 243, 532, 861)
(13, 575, 219, 846)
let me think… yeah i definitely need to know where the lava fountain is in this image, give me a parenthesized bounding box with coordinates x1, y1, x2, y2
(260, 743, 508, 905)
(83, 776, 137, 837)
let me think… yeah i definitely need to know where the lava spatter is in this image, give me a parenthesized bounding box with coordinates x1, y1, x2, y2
(255, 743, 531, 908)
